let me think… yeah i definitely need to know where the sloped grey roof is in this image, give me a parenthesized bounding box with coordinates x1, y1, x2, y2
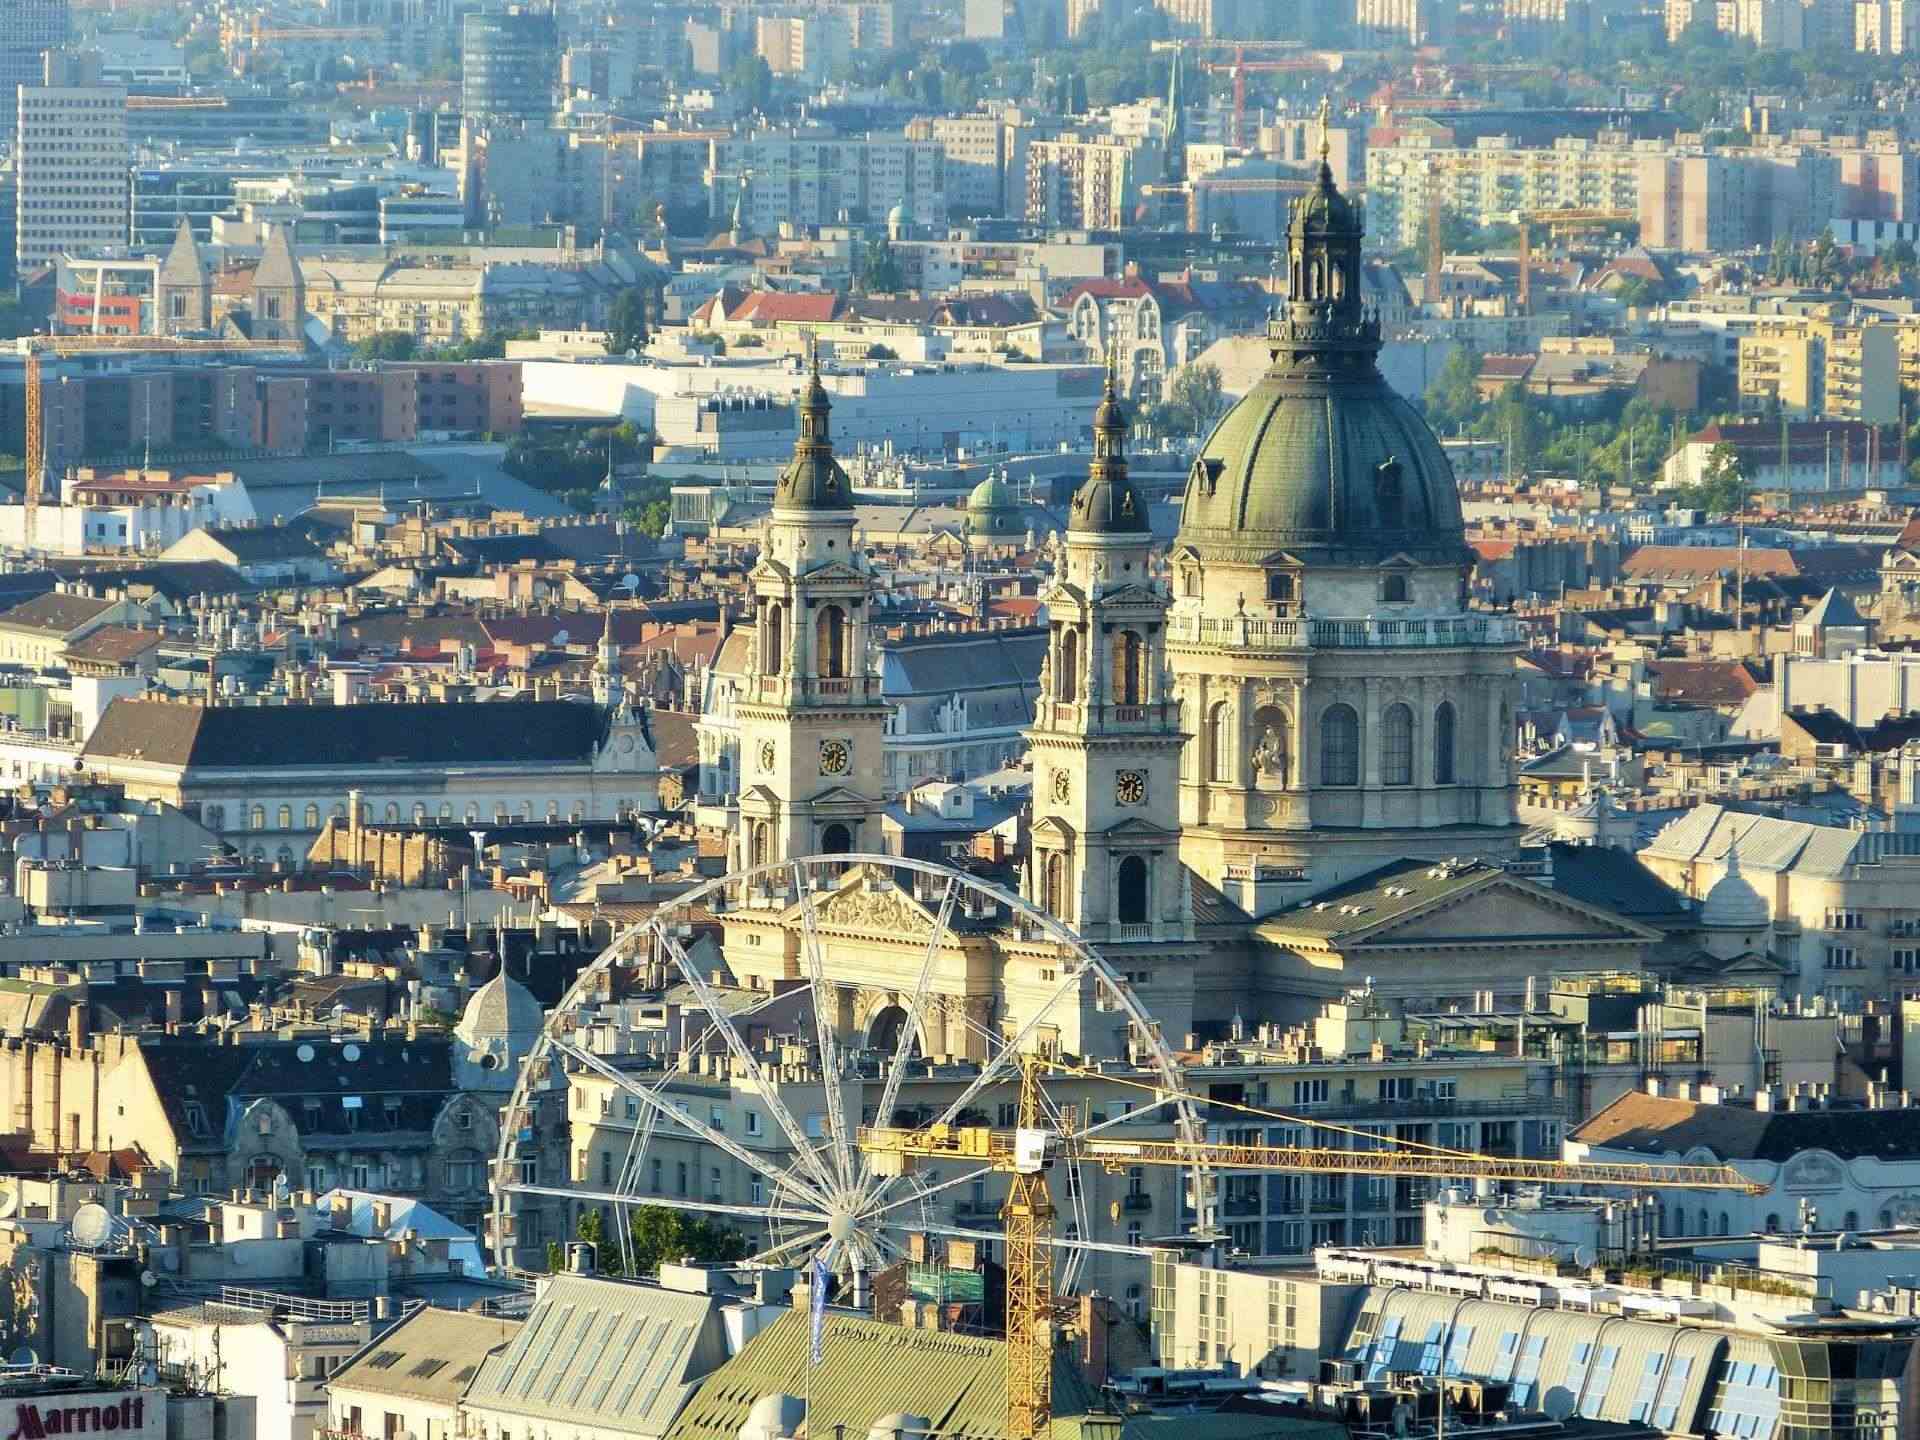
(464, 1273, 726, 1436)
(1800, 585, 1865, 630)
(1641, 803, 1864, 879)
(330, 1302, 519, 1405)
(158, 217, 205, 287)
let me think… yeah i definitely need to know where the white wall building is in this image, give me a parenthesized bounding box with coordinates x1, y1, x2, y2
(16, 80, 130, 273)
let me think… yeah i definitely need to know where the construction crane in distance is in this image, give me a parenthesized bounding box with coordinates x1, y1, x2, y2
(1511, 208, 1640, 310)
(20, 335, 306, 550)
(860, 1055, 1764, 1440)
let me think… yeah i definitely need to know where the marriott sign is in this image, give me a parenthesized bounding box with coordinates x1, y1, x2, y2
(1, 1391, 162, 1440)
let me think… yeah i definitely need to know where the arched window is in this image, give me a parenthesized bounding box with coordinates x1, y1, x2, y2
(764, 603, 785, 673)
(816, 605, 848, 679)
(304, 803, 320, 830)
(1115, 856, 1148, 926)
(1765, 1213, 1780, 1234)
(1844, 1210, 1859, 1231)
(414, 803, 429, 825)
(751, 822, 771, 868)
(1434, 701, 1457, 785)
(1382, 704, 1413, 787)
(1208, 702, 1233, 783)
(1112, 629, 1145, 706)
(1044, 852, 1068, 919)
(205, 804, 225, 831)
(246, 1155, 280, 1189)
(1718, 1212, 1730, 1235)
(276, 845, 294, 867)
(1382, 572, 1410, 603)
(1058, 628, 1081, 704)
(1670, 1207, 1685, 1237)
(820, 823, 852, 855)
(546, 801, 560, 822)
(465, 802, 480, 823)
(250, 805, 266, 831)
(1321, 704, 1359, 786)
(1698, 1208, 1709, 1235)
(440, 802, 453, 821)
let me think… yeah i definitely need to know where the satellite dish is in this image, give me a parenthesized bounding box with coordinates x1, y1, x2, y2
(139, 1270, 157, 1288)
(342, 1043, 361, 1062)
(621, 572, 640, 591)
(553, 628, 570, 646)
(625, 348, 638, 361)
(70, 1203, 112, 1248)
(296, 1043, 316, 1063)
(331, 1004, 347, 1025)
(1573, 1245, 1596, 1268)
(0, 1181, 19, 1219)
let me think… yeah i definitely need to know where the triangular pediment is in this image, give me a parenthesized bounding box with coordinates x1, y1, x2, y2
(1101, 816, 1177, 839)
(1343, 875, 1659, 948)
(796, 560, 866, 583)
(749, 557, 792, 584)
(1032, 814, 1078, 841)
(1378, 551, 1419, 570)
(1258, 549, 1307, 568)
(804, 874, 939, 938)
(805, 783, 873, 807)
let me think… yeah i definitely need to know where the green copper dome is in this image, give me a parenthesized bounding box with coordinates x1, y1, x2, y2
(1175, 155, 1464, 565)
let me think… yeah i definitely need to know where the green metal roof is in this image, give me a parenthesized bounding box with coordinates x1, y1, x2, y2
(664, 1310, 1098, 1440)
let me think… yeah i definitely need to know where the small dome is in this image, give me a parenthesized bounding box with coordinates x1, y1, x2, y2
(774, 365, 853, 513)
(866, 1415, 933, 1440)
(966, 473, 1023, 537)
(456, 971, 543, 1046)
(1068, 368, 1149, 537)
(1701, 849, 1769, 930)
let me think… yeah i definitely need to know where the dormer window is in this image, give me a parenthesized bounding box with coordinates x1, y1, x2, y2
(1382, 573, 1410, 604)
(1266, 572, 1295, 604)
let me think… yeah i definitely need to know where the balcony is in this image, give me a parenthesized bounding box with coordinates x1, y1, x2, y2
(1222, 1195, 1262, 1217)
(1168, 614, 1521, 651)
(1122, 1192, 1153, 1214)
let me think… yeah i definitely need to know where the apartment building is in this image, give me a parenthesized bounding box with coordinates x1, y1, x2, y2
(1365, 134, 1646, 250)
(1857, 0, 1920, 50)
(1354, 0, 1452, 43)
(752, 2, 896, 77)
(707, 133, 946, 232)
(906, 114, 1008, 215)
(0, 0, 68, 144)
(1639, 147, 1840, 250)
(1737, 316, 1900, 423)
(15, 71, 128, 273)
(1022, 133, 1163, 229)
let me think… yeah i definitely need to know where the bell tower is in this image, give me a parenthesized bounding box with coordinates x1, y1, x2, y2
(1026, 372, 1188, 944)
(734, 354, 887, 869)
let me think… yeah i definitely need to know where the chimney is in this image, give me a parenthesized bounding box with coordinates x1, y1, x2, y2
(1645, 1076, 1661, 1098)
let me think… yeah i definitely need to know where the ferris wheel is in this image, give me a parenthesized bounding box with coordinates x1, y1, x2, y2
(490, 855, 1203, 1301)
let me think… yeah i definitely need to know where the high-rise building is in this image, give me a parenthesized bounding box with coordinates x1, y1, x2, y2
(15, 62, 129, 274)
(0, 0, 69, 142)
(460, 8, 558, 125)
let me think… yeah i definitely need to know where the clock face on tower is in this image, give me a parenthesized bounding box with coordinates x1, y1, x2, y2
(819, 739, 852, 777)
(758, 740, 777, 773)
(1116, 770, 1147, 806)
(1051, 769, 1072, 803)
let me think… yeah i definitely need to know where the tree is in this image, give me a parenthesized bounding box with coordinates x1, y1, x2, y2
(864, 343, 898, 360)
(624, 1205, 750, 1277)
(728, 55, 774, 114)
(858, 238, 905, 294)
(1162, 362, 1226, 437)
(353, 330, 418, 362)
(1673, 441, 1746, 514)
(608, 287, 652, 356)
(1423, 346, 1481, 433)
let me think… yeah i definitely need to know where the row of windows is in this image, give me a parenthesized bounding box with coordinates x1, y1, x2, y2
(1206, 700, 1459, 788)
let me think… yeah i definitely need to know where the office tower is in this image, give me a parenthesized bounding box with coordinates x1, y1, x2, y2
(0, 0, 70, 141)
(461, 8, 559, 124)
(15, 54, 129, 274)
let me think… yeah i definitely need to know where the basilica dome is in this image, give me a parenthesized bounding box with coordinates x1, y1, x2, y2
(1175, 156, 1466, 566)
(966, 471, 1024, 537)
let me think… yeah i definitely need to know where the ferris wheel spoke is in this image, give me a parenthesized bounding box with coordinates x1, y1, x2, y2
(862, 1163, 1001, 1220)
(501, 1180, 826, 1228)
(548, 1036, 833, 1211)
(856, 875, 960, 1192)
(792, 865, 857, 1194)
(654, 924, 842, 1200)
(749, 1227, 831, 1264)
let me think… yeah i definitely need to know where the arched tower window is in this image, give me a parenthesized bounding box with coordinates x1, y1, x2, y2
(1044, 851, 1069, 919)
(1112, 629, 1146, 706)
(1321, 704, 1359, 787)
(1434, 702, 1457, 785)
(816, 605, 848, 679)
(764, 603, 785, 673)
(751, 823, 771, 869)
(1208, 701, 1233, 783)
(1057, 628, 1081, 704)
(1115, 856, 1148, 926)
(1382, 704, 1413, 787)
(820, 823, 852, 854)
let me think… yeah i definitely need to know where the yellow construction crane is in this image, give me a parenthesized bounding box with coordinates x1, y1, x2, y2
(861, 1057, 1762, 1440)
(21, 335, 305, 548)
(1512, 208, 1640, 311)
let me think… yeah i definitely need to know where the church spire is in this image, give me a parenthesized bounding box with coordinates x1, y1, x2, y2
(1069, 358, 1148, 536)
(1272, 97, 1376, 364)
(773, 341, 852, 512)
